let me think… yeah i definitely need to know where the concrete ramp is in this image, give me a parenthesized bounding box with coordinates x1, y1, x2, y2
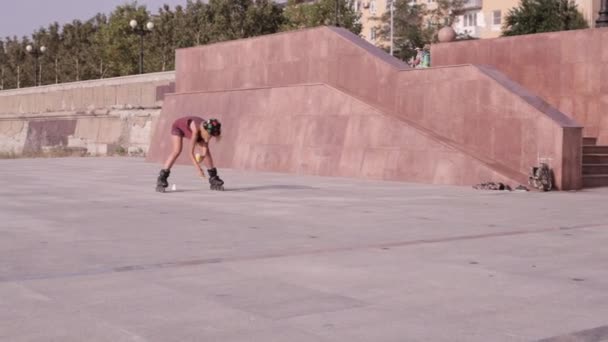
(147, 26, 582, 190)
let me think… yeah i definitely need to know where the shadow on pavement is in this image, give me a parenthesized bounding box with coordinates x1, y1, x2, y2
(161, 189, 200, 193)
(224, 185, 318, 192)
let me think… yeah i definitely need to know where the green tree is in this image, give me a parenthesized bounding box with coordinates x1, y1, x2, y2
(0, 0, 371, 89)
(60, 20, 98, 81)
(203, 0, 285, 42)
(18, 35, 41, 88)
(281, 0, 362, 35)
(39, 23, 64, 85)
(207, 0, 248, 41)
(97, 2, 152, 77)
(184, 1, 211, 46)
(0, 39, 6, 90)
(4, 37, 29, 88)
(502, 0, 588, 36)
(426, 0, 466, 29)
(244, 0, 285, 36)
(376, 1, 426, 61)
(89, 14, 110, 79)
(150, 4, 179, 71)
(29, 27, 49, 86)
(376, 0, 463, 61)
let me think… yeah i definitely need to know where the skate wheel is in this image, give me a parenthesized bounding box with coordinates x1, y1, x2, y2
(210, 184, 224, 191)
(156, 186, 166, 193)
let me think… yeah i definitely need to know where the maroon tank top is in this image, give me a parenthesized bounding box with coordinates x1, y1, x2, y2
(173, 116, 204, 140)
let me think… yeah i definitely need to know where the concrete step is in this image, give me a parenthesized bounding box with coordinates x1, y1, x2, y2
(583, 145, 608, 154)
(583, 164, 608, 175)
(583, 154, 608, 164)
(583, 174, 608, 188)
(583, 137, 597, 146)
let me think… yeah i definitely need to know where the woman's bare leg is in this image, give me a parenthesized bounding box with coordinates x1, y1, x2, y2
(163, 135, 183, 170)
(201, 148, 215, 170)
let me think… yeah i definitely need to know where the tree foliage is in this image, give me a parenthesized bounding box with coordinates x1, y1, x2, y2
(281, 0, 362, 34)
(0, 0, 359, 89)
(376, 0, 464, 61)
(0, 39, 7, 90)
(502, 0, 588, 36)
(3, 37, 29, 89)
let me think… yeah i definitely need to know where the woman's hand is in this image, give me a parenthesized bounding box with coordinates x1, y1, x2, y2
(198, 167, 207, 178)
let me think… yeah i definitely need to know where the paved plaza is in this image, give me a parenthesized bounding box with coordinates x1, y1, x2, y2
(1, 157, 608, 341)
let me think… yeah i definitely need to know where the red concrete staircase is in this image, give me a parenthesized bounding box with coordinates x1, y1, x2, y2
(148, 27, 583, 190)
(583, 137, 608, 187)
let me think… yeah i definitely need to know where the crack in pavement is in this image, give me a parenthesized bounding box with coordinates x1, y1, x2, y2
(1, 222, 605, 283)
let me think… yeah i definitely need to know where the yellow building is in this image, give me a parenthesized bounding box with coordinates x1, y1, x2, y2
(575, 0, 602, 28)
(453, 0, 601, 39)
(453, 0, 517, 38)
(355, 0, 602, 44)
(356, 0, 441, 48)
(355, 0, 395, 45)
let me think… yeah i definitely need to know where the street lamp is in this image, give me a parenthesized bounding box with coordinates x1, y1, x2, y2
(389, 0, 394, 56)
(597, 0, 608, 27)
(335, 0, 340, 27)
(26, 44, 46, 86)
(129, 19, 154, 74)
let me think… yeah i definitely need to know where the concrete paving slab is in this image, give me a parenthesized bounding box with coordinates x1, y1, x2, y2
(1, 157, 608, 341)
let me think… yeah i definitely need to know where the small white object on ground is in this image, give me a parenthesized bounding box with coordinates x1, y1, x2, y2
(171, 184, 177, 191)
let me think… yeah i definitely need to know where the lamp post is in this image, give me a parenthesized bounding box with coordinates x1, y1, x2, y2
(389, 0, 394, 56)
(26, 44, 46, 86)
(335, 0, 340, 27)
(597, 0, 608, 27)
(129, 19, 154, 74)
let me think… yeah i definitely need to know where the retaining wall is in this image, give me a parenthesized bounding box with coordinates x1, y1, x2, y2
(0, 72, 175, 157)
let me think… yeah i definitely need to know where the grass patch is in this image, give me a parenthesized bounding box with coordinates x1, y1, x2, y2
(113, 145, 128, 156)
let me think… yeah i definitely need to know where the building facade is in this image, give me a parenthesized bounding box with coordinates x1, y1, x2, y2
(575, 0, 602, 28)
(355, 0, 602, 44)
(355, 0, 392, 45)
(452, 0, 517, 39)
(356, 0, 441, 48)
(452, 0, 601, 39)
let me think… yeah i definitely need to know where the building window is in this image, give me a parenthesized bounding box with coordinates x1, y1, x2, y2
(370, 27, 377, 41)
(464, 12, 477, 27)
(370, 0, 376, 14)
(493, 10, 501, 25)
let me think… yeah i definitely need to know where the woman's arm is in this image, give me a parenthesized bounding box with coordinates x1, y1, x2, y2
(189, 121, 206, 177)
(196, 141, 215, 170)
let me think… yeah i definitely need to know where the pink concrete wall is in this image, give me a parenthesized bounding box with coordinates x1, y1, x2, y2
(149, 26, 583, 189)
(431, 28, 608, 143)
(147, 84, 518, 185)
(393, 65, 582, 190)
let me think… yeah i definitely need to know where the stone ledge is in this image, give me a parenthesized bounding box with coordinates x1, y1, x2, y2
(0, 71, 175, 96)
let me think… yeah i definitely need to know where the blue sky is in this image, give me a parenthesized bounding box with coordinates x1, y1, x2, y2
(1, 0, 189, 38)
